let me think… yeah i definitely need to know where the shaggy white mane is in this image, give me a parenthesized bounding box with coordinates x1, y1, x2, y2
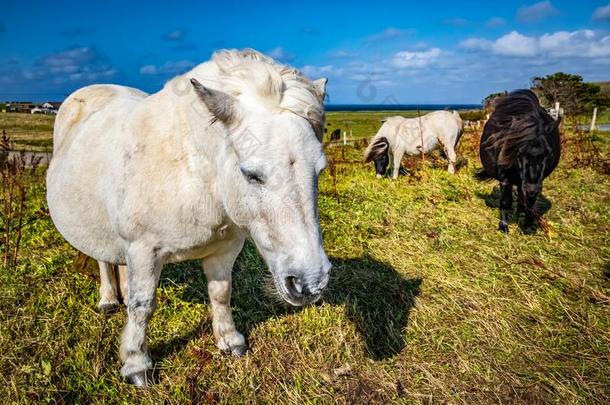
(189, 49, 325, 139)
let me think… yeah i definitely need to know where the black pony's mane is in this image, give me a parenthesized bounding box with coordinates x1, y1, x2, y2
(483, 89, 556, 166)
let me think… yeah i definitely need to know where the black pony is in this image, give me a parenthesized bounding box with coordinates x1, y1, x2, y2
(477, 89, 561, 233)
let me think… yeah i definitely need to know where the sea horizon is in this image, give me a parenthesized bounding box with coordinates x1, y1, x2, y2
(325, 104, 482, 111)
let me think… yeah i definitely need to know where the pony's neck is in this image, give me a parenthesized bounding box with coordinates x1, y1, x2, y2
(145, 76, 231, 188)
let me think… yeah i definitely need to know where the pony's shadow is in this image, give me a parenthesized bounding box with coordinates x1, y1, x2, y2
(153, 249, 421, 361)
(476, 186, 552, 233)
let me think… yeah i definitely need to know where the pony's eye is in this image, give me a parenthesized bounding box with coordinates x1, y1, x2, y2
(240, 167, 265, 184)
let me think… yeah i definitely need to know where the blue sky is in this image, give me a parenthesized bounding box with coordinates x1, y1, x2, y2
(1, 0, 610, 103)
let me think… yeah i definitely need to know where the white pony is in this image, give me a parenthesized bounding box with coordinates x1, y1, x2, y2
(364, 111, 463, 178)
(46, 49, 331, 386)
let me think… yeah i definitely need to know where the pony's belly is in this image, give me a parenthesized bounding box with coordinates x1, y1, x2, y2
(166, 244, 217, 263)
(46, 162, 125, 263)
(423, 138, 440, 154)
(404, 140, 438, 156)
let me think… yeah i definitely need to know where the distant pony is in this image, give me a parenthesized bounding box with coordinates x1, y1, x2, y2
(476, 89, 561, 233)
(329, 128, 341, 142)
(364, 111, 463, 178)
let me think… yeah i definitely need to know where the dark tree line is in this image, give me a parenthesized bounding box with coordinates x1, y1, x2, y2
(483, 72, 610, 119)
(531, 73, 610, 117)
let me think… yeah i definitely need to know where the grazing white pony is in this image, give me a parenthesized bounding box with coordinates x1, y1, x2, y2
(364, 111, 463, 178)
(46, 49, 331, 386)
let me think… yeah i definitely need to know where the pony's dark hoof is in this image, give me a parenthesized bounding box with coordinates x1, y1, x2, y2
(98, 302, 120, 314)
(126, 370, 152, 388)
(522, 219, 538, 234)
(498, 221, 509, 234)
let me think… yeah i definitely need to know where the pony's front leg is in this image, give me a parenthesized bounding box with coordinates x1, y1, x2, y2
(391, 150, 403, 179)
(516, 184, 539, 228)
(516, 186, 526, 214)
(120, 242, 164, 387)
(523, 192, 539, 229)
(499, 180, 513, 233)
(98, 261, 120, 313)
(444, 145, 457, 174)
(203, 238, 247, 356)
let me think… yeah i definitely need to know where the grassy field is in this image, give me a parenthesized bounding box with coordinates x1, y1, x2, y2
(1, 111, 609, 403)
(0, 113, 55, 151)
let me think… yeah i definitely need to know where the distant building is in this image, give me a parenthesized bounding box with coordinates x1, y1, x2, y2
(2, 101, 62, 114)
(6, 102, 36, 113)
(47, 101, 62, 110)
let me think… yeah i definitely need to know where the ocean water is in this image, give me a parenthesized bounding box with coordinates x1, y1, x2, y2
(325, 104, 482, 112)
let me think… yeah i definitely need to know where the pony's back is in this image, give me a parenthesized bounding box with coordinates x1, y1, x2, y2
(53, 85, 147, 155)
(478, 89, 560, 179)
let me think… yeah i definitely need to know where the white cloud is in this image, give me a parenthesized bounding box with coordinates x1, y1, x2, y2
(163, 30, 186, 42)
(328, 50, 358, 58)
(266, 46, 295, 63)
(30, 47, 116, 82)
(460, 37, 493, 51)
(139, 60, 195, 76)
(300, 64, 343, 79)
(486, 17, 506, 28)
(139, 65, 157, 75)
(593, 4, 610, 21)
(494, 31, 538, 56)
(517, 1, 558, 22)
(539, 30, 610, 57)
(365, 27, 414, 43)
(460, 29, 610, 58)
(392, 48, 442, 68)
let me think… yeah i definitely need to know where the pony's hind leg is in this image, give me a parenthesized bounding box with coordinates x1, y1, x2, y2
(117, 265, 129, 303)
(444, 145, 457, 174)
(391, 150, 403, 179)
(516, 185, 538, 228)
(120, 242, 163, 387)
(203, 238, 247, 357)
(499, 179, 513, 233)
(98, 261, 120, 313)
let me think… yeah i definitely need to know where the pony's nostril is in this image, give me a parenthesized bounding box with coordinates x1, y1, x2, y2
(285, 276, 303, 296)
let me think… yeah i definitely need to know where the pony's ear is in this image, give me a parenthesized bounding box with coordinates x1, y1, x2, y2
(190, 78, 237, 124)
(363, 137, 389, 163)
(312, 78, 328, 103)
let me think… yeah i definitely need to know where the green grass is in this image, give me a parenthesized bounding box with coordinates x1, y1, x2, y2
(1, 113, 609, 403)
(0, 113, 55, 151)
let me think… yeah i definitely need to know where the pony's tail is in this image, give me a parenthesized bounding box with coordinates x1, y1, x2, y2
(363, 136, 389, 162)
(474, 168, 493, 181)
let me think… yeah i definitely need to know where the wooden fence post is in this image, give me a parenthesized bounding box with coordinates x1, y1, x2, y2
(554, 102, 560, 120)
(590, 107, 598, 132)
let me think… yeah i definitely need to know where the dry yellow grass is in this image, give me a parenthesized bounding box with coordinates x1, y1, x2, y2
(0, 113, 54, 151)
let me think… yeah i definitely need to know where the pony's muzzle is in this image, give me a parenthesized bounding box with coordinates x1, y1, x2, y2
(522, 183, 541, 198)
(282, 260, 331, 306)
